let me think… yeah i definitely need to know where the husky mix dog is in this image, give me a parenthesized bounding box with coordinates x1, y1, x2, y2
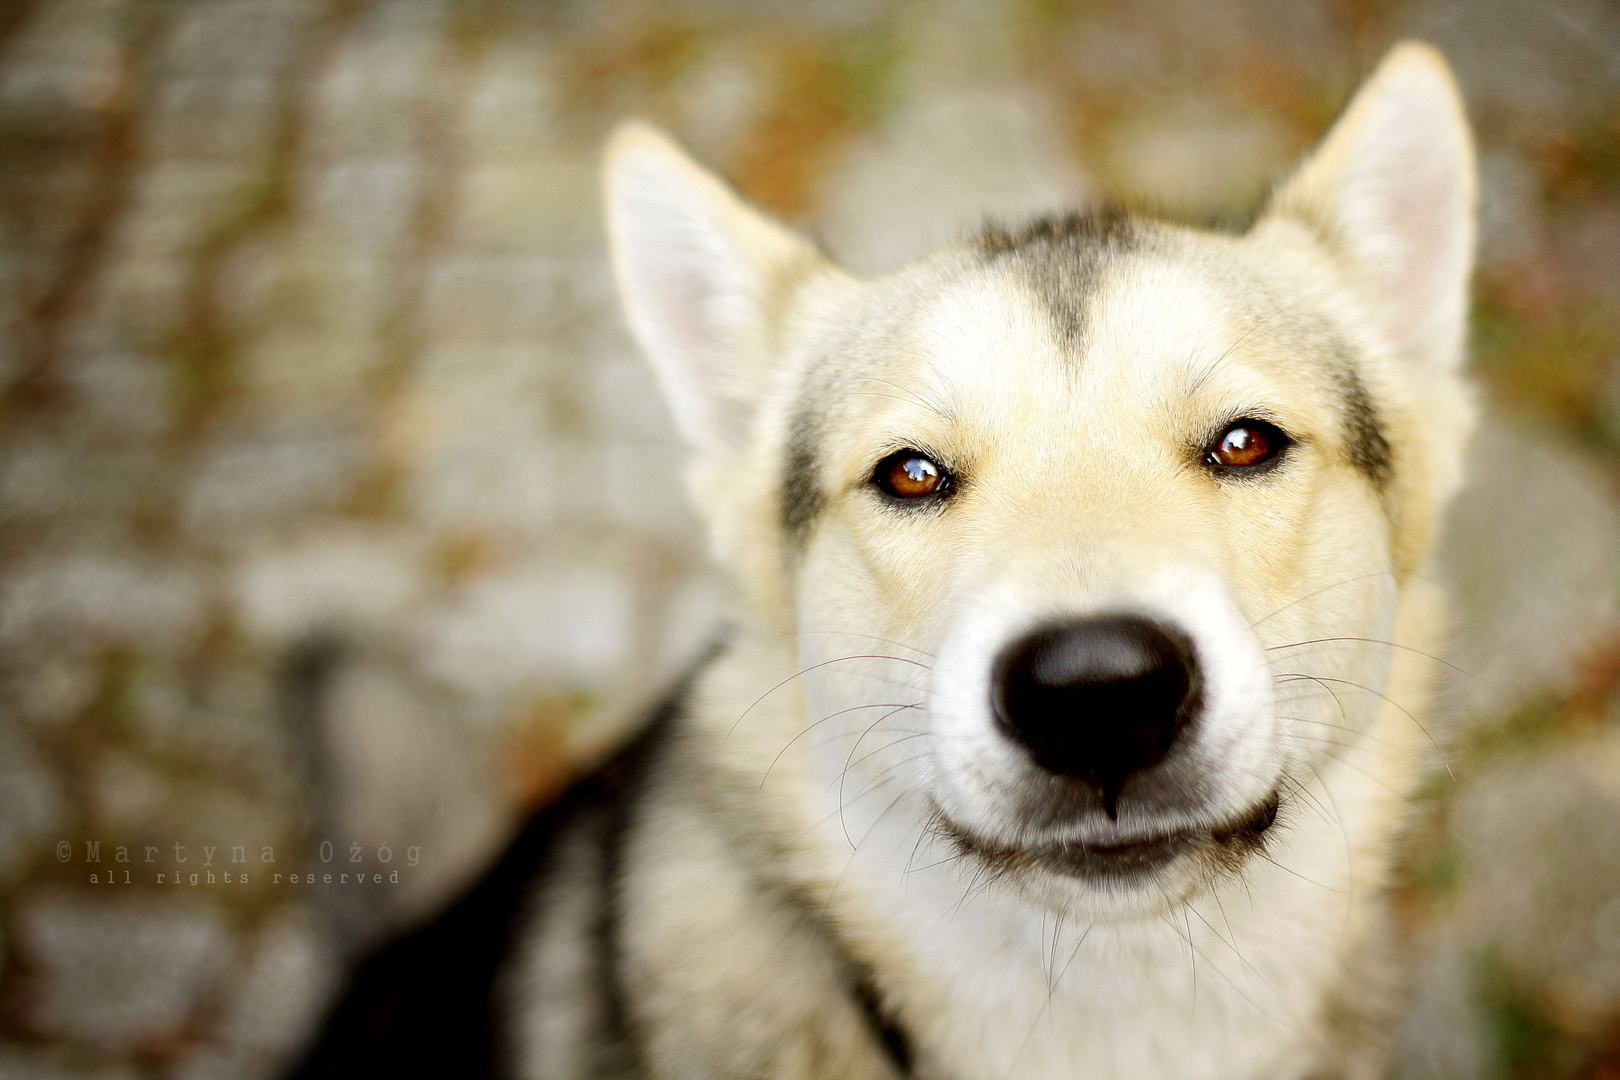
(290, 41, 1477, 1080)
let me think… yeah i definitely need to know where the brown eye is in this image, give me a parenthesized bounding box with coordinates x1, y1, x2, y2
(875, 450, 950, 500)
(1206, 420, 1287, 471)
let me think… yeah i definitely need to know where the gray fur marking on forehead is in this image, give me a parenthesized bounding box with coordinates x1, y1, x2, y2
(978, 208, 1140, 348)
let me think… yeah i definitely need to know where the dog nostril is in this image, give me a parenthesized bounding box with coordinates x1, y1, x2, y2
(991, 616, 1201, 818)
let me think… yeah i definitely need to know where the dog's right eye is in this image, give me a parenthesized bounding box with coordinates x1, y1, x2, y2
(874, 450, 951, 501)
(1204, 419, 1289, 474)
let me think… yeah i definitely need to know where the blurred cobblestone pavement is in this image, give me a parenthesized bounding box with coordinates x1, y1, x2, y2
(0, 0, 1617, 1076)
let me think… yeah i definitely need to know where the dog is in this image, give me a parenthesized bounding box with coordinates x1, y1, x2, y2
(287, 40, 1477, 1080)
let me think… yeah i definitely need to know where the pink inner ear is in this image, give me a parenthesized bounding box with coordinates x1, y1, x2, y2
(1324, 64, 1474, 372)
(1355, 123, 1461, 333)
(1261, 46, 1475, 373)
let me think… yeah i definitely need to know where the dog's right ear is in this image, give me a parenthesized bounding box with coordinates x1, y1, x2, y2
(1262, 43, 1475, 377)
(604, 122, 827, 456)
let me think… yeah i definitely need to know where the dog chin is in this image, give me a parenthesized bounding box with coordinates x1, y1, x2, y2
(931, 791, 1281, 915)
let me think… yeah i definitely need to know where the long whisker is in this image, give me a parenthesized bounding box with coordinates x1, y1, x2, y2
(1309, 741, 1422, 804)
(1003, 921, 1093, 1080)
(790, 629, 937, 659)
(1280, 731, 1405, 759)
(1254, 850, 1344, 894)
(842, 729, 933, 785)
(1267, 637, 1475, 680)
(823, 787, 913, 916)
(852, 376, 948, 416)
(755, 701, 924, 801)
(839, 705, 926, 846)
(1277, 772, 1337, 828)
(1274, 672, 1454, 781)
(845, 751, 936, 816)
(1186, 901, 1278, 997)
(1275, 671, 1352, 727)
(728, 654, 932, 737)
(1249, 572, 1395, 630)
(1284, 715, 1411, 756)
(1161, 909, 1304, 1035)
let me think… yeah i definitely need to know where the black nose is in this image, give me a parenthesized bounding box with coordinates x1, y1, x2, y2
(992, 616, 1201, 817)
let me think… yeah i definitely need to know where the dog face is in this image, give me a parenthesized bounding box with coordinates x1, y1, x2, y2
(605, 43, 1475, 920)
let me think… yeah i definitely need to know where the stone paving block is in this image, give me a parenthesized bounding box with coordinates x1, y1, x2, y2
(172, 1046, 277, 1080)
(85, 751, 169, 835)
(113, 775, 291, 859)
(451, 158, 599, 254)
(1097, 98, 1292, 216)
(157, 0, 316, 82)
(0, 718, 66, 886)
(460, 41, 562, 162)
(414, 559, 638, 698)
(232, 528, 426, 647)
(583, 351, 683, 447)
(146, 76, 284, 166)
(1450, 731, 1620, 998)
(0, 439, 173, 529)
(82, 255, 192, 350)
(301, 157, 424, 254)
(422, 253, 573, 345)
(305, 649, 510, 947)
(413, 341, 552, 395)
(1394, 725, 1620, 1077)
(557, 251, 621, 317)
(409, 345, 561, 452)
(306, 8, 449, 161)
(667, 45, 767, 165)
(5, 656, 100, 729)
(58, 349, 175, 436)
(577, 439, 699, 532)
(227, 243, 393, 365)
(182, 416, 368, 541)
(407, 430, 566, 538)
(217, 907, 337, 1058)
(14, 897, 233, 1052)
(817, 84, 1091, 271)
(112, 162, 261, 261)
(0, 554, 212, 656)
(644, 572, 728, 697)
(0, 1045, 141, 1080)
(1437, 419, 1620, 726)
(125, 660, 288, 782)
(0, 0, 138, 118)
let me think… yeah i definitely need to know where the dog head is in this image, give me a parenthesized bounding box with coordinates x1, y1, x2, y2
(604, 43, 1475, 919)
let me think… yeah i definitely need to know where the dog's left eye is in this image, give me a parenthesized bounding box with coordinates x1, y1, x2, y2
(874, 450, 951, 500)
(1205, 420, 1288, 471)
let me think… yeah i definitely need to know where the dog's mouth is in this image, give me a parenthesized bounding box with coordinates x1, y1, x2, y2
(934, 790, 1280, 886)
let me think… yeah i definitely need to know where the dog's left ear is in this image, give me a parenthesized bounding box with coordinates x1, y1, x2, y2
(603, 122, 829, 457)
(1264, 42, 1476, 374)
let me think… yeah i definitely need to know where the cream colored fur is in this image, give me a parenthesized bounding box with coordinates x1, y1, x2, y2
(567, 41, 1478, 1080)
